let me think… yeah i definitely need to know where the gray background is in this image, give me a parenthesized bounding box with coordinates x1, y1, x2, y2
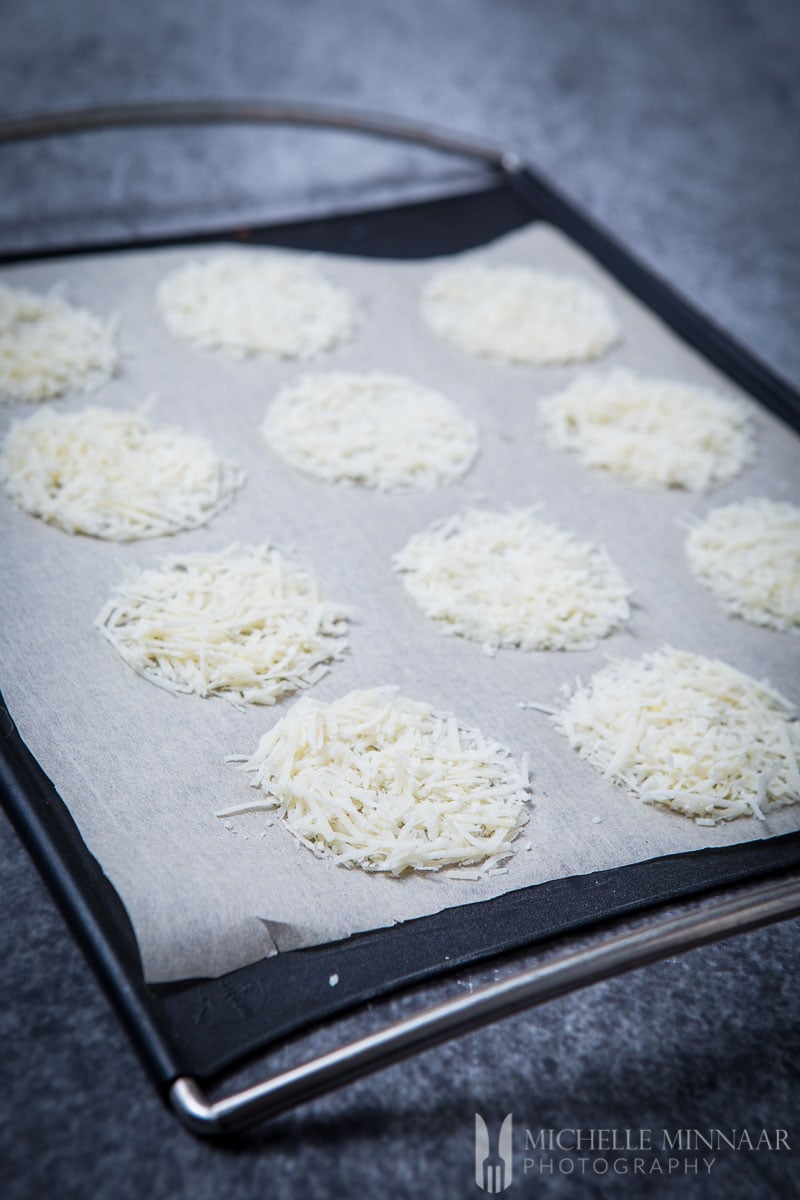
(1, 1, 799, 1197)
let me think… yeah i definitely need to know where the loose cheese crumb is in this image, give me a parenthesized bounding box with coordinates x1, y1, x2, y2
(96, 545, 348, 705)
(157, 253, 354, 359)
(1, 405, 243, 540)
(393, 508, 632, 652)
(262, 372, 478, 490)
(0, 282, 118, 403)
(228, 688, 531, 874)
(685, 498, 800, 634)
(421, 265, 619, 364)
(539, 368, 752, 491)
(553, 647, 800, 822)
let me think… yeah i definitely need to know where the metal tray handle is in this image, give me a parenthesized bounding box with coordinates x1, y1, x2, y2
(0, 99, 521, 172)
(171, 872, 800, 1135)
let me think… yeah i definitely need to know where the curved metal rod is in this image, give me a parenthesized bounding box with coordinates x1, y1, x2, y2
(0, 100, 522, 172)
(171, 871, 800, 1135)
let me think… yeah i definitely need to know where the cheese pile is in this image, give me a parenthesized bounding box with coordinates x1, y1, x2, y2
(229, 688, 531, 874)
(553, 647, 800, 822)
(539, 368, 752, 491)
(1, 406, 243, 540)
(0, 282, 118, 403)
(421, 265, 619, 364)
(685, 498, 800, 633)
(262, 371, 479, 490)
(96, 545, 348, 705)
(393, 508, 632, 653)
(157, 253, 354, 359)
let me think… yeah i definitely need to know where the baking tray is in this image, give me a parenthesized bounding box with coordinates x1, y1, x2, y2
(2, 110, 800, 1131)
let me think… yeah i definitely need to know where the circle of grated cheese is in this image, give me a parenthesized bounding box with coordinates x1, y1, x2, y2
(539, 367, 752, 491)
(261, 371, 479, 490)
(95, 545, 348, 705)
(421, 265, 619, 365)
(552, 646, 800, 822)
(685, 498, 800, 634)
(0, 282, 118, 404)
(1, 405, 244, 541)
(393, 508, 632, 653)
(157, 253, 354, 359)
(229, 687, 531, 875)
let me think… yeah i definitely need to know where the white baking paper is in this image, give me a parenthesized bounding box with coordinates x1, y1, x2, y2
(1, 223, 798, 982)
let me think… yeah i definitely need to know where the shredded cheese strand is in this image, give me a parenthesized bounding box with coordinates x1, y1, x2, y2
(0, 282, 118, 403)
(539, 368, 752, 491)
(421, 265, 619, 364)
(233, 687, 531, 874)
(1, 405, 244, 540)
(685, 498, 800, 633)
(157, 253, 354, 359)
(553, 647, 800, 822)
(96, 545, 348, 705)
(262, 371, 478, 490)
(393, 507, 632, 653)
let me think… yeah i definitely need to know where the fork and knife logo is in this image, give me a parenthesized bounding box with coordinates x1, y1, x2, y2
(475, 1113, 514, 1192)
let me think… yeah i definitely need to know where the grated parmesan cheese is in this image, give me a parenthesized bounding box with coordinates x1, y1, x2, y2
(539, 368, 752, 491)
(95, 545, 348, 705)
(0, 282, 118, 403)
(421, 265, 619, 365)
(393, 508, 632, 653)
(553, 646, 800, 822)
(225, 688, 531, 874)
(262, 371, 478, 490)
(1, 405, 244, 540)
(685, 498, 800, 634)
(157, 253, 354, 359)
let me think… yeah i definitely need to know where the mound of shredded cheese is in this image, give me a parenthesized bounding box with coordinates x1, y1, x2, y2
(95, 545, 348, 704)
(262, 371, 479, 490)
(393, 508, 632, 653)
(0, 282, 118, 403)
(539, 368, 752, 491)
(685, 499, 800, 634)
(421, 265, 619, 365)
(1, 406, 244, 540)
(553, 647, 800, 822)
(157, 253, 354, 359)
(225, 688, 531, 874)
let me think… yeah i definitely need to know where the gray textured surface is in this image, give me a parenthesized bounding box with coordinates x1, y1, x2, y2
(1, 0, 799, 389)
(1, 1, 799, 1197)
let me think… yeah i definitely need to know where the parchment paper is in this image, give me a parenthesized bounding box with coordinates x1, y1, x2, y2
(1, 225, 798, 982)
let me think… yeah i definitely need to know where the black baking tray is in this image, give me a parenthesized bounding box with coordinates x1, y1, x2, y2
(2, 170, 800, 1092)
